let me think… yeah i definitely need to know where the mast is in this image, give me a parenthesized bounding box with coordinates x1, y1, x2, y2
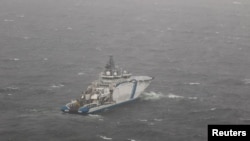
(105, 55, 115, 73)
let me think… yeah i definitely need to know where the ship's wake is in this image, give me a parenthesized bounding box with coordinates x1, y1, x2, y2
(140, 91, 198, 101)
(140, 91, 167, 100)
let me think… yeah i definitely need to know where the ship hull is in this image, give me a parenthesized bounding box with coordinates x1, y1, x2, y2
(81, 98, 138, 114)
(61, 76, 153, 114)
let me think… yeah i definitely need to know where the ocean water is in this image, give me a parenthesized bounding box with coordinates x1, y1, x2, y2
(1, 0, 250, 140)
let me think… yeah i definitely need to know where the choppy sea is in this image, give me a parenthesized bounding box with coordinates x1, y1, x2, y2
(1, 0, 250, 140)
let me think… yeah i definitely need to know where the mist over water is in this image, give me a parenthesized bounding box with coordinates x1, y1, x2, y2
(1, 0, 250, 140)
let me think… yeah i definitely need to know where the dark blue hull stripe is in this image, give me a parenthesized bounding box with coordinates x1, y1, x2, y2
(88, 98, 138, 114)
(62, 98, 139, 114)
(130, 80, 137, 99)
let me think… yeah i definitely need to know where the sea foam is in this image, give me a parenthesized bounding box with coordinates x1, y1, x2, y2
(99, 135, 112, 140)
(141, 91, 198, 101)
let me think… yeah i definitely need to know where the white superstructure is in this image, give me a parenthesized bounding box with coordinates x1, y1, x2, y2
(61, 56, 153, 114)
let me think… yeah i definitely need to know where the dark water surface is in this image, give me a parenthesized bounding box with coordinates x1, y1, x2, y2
(1, 0, 250, 140)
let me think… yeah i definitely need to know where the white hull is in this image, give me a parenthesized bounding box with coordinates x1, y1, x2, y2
(85, 78, 151, 113)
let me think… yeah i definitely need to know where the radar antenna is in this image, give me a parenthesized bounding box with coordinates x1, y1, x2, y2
(105, 55, 115, 71)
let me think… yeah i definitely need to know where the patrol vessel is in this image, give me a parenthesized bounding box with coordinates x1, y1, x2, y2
(61, 56, 153, 114)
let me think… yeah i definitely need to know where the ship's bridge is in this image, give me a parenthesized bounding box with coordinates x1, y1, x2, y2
(99, 56, 132, 84)
(99, 72, 131, 85)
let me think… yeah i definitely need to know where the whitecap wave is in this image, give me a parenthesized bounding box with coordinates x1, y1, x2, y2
(99, 135, 112, 140)
(210, 108, 216, 111)
(50, 84, 64, 88)
(95, 47, 102, 51)
(29, 109, 38, 112)
(188, 96, 198, 100)
(242, 79, 250, 84)
(153, 118, 163, 122)
(167, 93, 184, 99)
(188, 82, 200, 85)
(9, 58, 20, 61)
(184, 82, 200, 85)
(6, 86, 19, 90)
(66, 27, 72, 30)
(148, 122, 155, 126)
(127, 139, 136, 141)
(138, 119, 148, 122)
(167, 27, 172, 31)
(4, 19, 14, 22)
(78, 72, 85, 75)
